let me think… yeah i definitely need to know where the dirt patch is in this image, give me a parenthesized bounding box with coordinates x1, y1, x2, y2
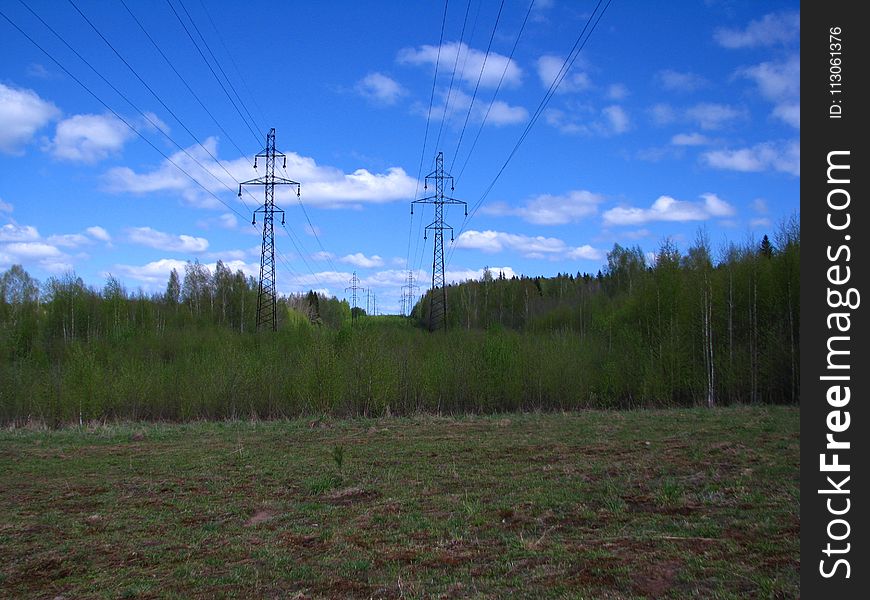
(632, 559, 683, 598)
(244, 509, 277, 527)
(280, 532, 323, 550)
(626, 496, 696, 516)
(325, 487, 378, 505)
(382, 548, 421, 564)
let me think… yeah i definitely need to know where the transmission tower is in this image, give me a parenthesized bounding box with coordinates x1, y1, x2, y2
(411, 151, 466, 331)
(401, 270, 418, 316)
(345, 271, 364, 324)
(239, 128, 300, 332)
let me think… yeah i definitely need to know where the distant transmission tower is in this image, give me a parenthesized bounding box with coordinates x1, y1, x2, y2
(345, 271, 364, 325)
(411, 151, 466, 331)
(401, 270, 418, 317)
(239, 128, 300, 332)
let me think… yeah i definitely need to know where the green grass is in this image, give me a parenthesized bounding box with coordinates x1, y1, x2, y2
(0, 406, 799, 599)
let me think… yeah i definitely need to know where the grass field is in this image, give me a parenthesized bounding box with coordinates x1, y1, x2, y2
(0, 407, 799, 599)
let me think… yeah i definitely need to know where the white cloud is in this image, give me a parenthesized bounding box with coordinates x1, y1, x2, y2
(485, 100, 529, 126)
(454, 229, 603, 261)
(671, 132, 710, 146)
(198, 213, 239, 230)
(649, 103, 744, 130)
(740, 56, 799, 103)
(482, 190, 603, 225)
(218, 214, 238, 229)
(739, 55, 800, 129)
(567, 245, 602, 260)
(26, 63, 53, 79)
(445, 266, 518, 284)
(530, 0, 554, 22)
(701, 192, 735, 217)
(606, 84, 629, 101)
(536, 55, 591, 93)
(113, 258, 257, 289)
(127, 227, 209, 253)
(312, 251, 335, 261)
(358, 268, 422, 289)
(656, 70, 708, 93)
(714, 11, 800, 49)
(545, 105, 629, 136)
(104, 137, 418, 209)
(602, 105, 630, 134)
(2, 241, 61, 259)
(603, 193, 736, 226)
(0, 83, 60, 154)
(340, 252, 384, 268)
(702, 140, 799, 176)
(648, 103, 676, 126)
(772, 104, 800, 129)
(355, 72, 406, 105)
(112, 258, 191, 286)
(417, 88, 528, 128)
(0, 199, 13, 213)
(141, 111, 170, 136)
(398, 41, 522, 88)
(205, 249, 250, 262)
(47, 113, 133, 163)
(86, 226, 112, 242)
(685, 103, 745, 130)
(291, 270, 353, 287)
(750, 217, 771, 228)
(752, 198, 768, 214)
(46, 233, 92, 248)
(0, 224, 39, 242)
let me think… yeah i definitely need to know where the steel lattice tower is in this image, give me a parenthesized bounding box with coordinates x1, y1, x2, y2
(401, 270, 417, 316)
(412, 152, 466, 331)
(345, 271, 364, 325)
(239, 128, 300, 332)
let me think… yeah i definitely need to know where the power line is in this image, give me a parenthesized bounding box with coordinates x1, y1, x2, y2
(175, 0, 263, 136)
(280, 164, 340, 276)
(4, 2, 309, 293)
(448, 0, 506, 173)
(418, 0, 508, 283)
(195, 0, 271, 130)
(432, 0, 473, 156)
(447, 0, 612, 270)
(66, 0, 256, 215)
(455, 0, 484, 88)
(118, 0, 250, 158)
(2, 3, 250, 225)
(280, 221, 323, 289)
(454, 0, 535, 180)
(3, 3, 318, 306)
(164, 0, 262, 145)
(405, 0, 451, 279)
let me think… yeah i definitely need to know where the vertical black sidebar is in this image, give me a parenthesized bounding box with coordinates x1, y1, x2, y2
(801, 3, 868, 597)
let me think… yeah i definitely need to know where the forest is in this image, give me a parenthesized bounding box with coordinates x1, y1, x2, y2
(0, 220, 799, 425)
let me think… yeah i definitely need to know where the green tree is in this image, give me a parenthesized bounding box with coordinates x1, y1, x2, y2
(165, 269, 181, 306)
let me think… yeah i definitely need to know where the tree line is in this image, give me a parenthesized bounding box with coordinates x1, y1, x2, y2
(0, 220, 798, 424)
(414, 219, 799, 406)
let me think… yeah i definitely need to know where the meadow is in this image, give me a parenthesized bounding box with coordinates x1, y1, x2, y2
(0, 407, 799, 599)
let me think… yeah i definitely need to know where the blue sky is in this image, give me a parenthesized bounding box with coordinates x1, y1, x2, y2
(1, 0, 799, 313)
